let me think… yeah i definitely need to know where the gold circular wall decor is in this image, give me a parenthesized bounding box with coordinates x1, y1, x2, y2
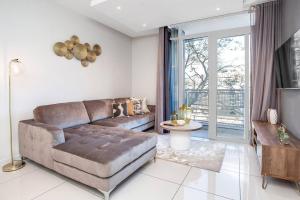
(65, 40, 74, 50)
(73, 44, 88, 60)
(64, 50, 74, 60)
(87, 51, 96, 62)
(93, 44, 102, 56)
(84, 43, 91, 51)
(53, 42, 67, 56)
(81, 59, 89, 67)
(54, 35, 102, 67)
(71, 35, 80, 44)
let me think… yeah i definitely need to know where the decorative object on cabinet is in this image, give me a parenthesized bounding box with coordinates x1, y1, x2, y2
(267, 108, 278, 125)
(277, 125, 290, 144)
(53, 35, 102, 67)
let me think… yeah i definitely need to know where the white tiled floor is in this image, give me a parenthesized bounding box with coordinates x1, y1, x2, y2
(1, 142, 299, 200)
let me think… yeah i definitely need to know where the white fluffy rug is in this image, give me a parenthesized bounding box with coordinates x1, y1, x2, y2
(156, 134, 226, 172)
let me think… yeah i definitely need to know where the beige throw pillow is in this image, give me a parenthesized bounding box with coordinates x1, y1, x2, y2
(130, 97, 143, 115)
(130, 97, 150, 114)
(141, 97, 150, 113)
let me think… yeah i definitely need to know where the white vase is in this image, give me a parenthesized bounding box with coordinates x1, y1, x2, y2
(268, 109, 278, 125)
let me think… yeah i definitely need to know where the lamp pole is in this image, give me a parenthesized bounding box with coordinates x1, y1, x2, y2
(2, 59, 26, 172)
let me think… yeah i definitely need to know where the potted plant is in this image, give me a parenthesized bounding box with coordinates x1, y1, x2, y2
(277, 125, 289, 144)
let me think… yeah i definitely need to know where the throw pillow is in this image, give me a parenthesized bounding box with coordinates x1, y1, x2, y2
(141, 97, 150, 113)
(112, 103, 128, 117)
(126, 100, 135, 116)
(130, 97, 143, 115)
(130, 97, 150, 114)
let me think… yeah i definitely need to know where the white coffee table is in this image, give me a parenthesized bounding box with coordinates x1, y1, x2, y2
(160, 120, 203, 151)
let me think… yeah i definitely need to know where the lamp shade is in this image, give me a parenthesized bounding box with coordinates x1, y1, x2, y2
(10, 59, 23, 76)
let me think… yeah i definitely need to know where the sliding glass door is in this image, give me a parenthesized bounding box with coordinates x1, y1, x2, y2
(179, 28, 250, 141)
(216, 35, 247, 139)
(184, 37, 209, 138)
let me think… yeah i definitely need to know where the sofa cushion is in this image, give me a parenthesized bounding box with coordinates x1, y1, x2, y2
(114, 97, 129, 104)
(91, 112, 155, 130)
(53, 125, 157, 178)
(83, 99, 113, 122)
(33, 102, 90, 129)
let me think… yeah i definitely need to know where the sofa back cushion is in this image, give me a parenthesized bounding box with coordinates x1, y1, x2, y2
(33, 102, 90, 129)
(114, 97, 130, 104)
(83, 99, 113, 122)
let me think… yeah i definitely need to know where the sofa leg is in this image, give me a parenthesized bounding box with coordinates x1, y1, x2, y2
(103, 191, 109, 200)
(98, 189, 110, 200)
(153, 156, 157, 163)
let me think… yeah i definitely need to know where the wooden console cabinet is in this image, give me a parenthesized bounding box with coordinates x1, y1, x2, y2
(252, 121, 300, 191)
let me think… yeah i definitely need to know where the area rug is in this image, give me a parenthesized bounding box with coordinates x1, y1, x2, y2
(156, 134, 226, 172)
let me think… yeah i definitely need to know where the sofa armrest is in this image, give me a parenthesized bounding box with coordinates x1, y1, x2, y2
(18, 119, 65, 169)
(147, 105, 156, 113)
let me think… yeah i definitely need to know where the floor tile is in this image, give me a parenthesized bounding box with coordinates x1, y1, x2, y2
(110, 173, 179, 200)
(140, 159, 191, 184)
(238, 144, 257, 158)
(34, 182, 99, 200)
(240, 175, 300, 200)
(64, 178, 101, 197)
(183, 167, 240, 200)
(239, 154, 260, 177)
(0, 169, 65, 200)
(0, 161, 39, 184)
(220, 149, 240, 173)
(173, 186, 230, 200)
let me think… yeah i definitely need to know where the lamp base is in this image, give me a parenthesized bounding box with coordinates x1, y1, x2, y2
(2, 160, 26, 172)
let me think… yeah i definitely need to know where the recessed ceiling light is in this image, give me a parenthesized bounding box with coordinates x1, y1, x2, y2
(90, 0, 108, 7)
(116, 6, 121, 10)
(142, 23, 147, 27)
(216, 7, 221, 11)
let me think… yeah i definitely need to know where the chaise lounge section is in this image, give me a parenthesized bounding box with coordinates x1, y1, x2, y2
(19, 99, 157, 200)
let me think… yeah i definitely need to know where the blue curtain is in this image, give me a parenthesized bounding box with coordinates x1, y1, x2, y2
(155, 27, 179, 133)
(169, 28, 179, 117)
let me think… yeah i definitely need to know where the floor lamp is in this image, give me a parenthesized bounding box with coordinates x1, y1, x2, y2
(2, 59, 26, 172)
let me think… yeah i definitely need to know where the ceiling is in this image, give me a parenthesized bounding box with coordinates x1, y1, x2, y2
(55, 0, 248, 37)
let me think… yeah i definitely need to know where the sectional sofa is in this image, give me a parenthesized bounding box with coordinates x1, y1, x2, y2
(18, 98, 157, 200)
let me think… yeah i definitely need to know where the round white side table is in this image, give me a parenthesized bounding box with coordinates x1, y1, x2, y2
(160, 120, 203, 151)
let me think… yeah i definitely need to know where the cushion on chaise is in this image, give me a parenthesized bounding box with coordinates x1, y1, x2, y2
(91, 112, 155, 129)
(52, 124, 157, 178)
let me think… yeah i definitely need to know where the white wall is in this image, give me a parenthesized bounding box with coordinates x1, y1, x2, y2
(131, 35, 158, 105)
(0, 0, 132, 163)
(179, 12, 250, 35)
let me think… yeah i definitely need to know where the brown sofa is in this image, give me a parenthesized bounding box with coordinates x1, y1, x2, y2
(18, 98, 157, 200)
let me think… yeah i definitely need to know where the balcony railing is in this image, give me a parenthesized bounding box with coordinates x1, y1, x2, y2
(185, 89, 244, 130)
